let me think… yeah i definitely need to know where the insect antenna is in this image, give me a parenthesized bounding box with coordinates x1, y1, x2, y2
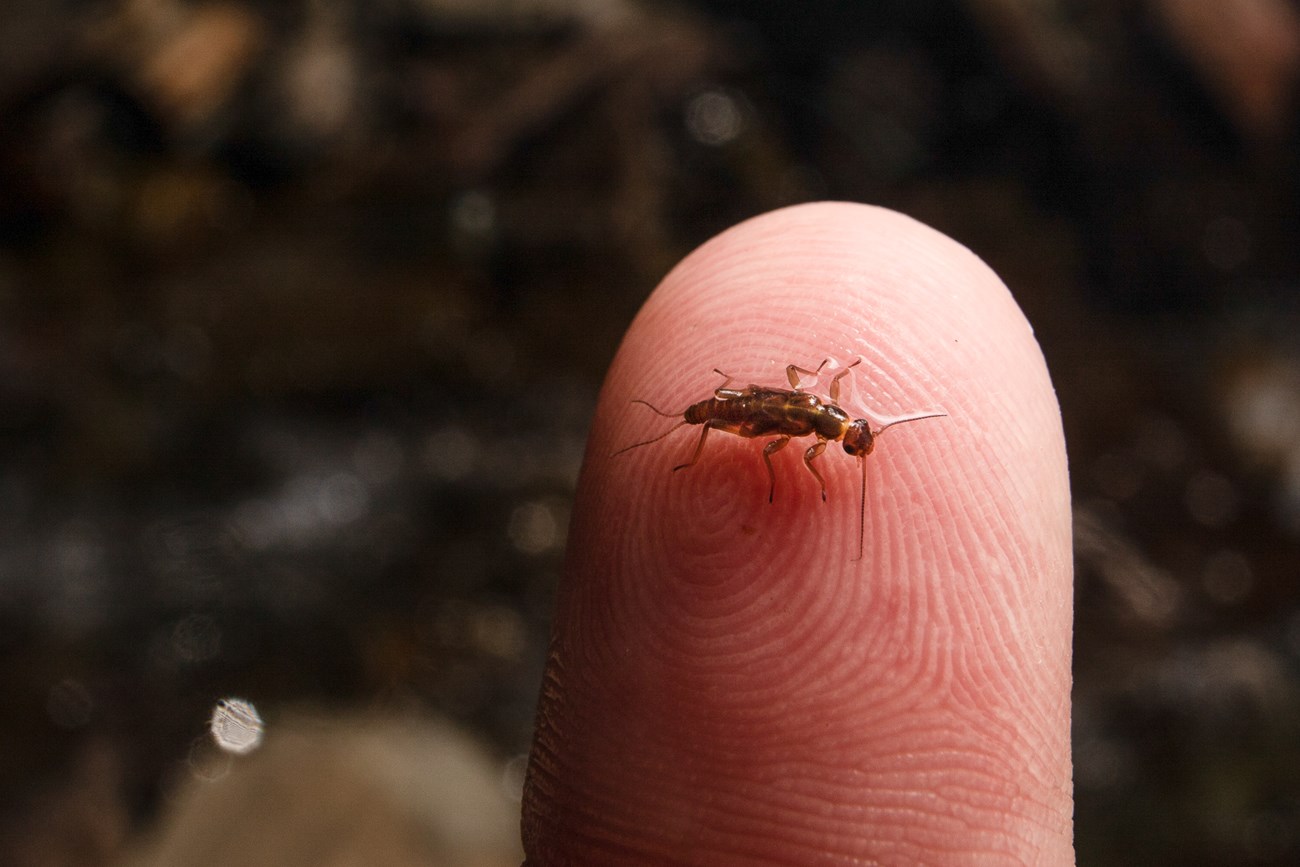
(855, 409, 946, 561)
(855, 455, 867, 562)
(873, 409, 948, 436)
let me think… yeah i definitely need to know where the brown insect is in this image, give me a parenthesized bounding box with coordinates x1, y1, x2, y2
(613, 359, 946, 558)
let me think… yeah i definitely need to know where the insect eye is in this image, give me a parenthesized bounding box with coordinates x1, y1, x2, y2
(843, 421, 874, 456)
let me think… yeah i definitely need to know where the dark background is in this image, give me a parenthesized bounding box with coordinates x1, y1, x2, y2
(2, 0, 1299, 864)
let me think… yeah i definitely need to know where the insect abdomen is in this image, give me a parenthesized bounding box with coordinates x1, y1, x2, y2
(684, 398, 737, 425)
(686, 393, 821, 438)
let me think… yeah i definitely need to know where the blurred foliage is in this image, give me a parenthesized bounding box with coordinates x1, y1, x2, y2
(1, 0, 1299, 864)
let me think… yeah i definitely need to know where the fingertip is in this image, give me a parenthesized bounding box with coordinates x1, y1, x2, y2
(526, 202, 1073, 865)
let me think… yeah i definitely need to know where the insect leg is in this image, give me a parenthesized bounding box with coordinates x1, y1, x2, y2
(708, 369, 749, 400)
(802, 439, 828, 502)
(673, 420, 719, 472)
(762, 435, 792, 502)
(828, 358, 862, 403)
(786, 359, 829, 390)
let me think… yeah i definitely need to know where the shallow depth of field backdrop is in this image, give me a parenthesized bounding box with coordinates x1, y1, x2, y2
(2, 1, 1299, 865)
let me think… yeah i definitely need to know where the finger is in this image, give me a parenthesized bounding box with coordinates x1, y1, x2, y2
(523, 202, 1073, 865)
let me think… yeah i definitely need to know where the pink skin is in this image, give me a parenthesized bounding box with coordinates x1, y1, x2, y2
(523, 202, 1074, 865)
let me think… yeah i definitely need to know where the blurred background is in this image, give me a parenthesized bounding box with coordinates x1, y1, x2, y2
(1, 0, 1298, 864)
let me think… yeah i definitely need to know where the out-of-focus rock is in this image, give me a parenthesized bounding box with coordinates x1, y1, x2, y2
(124, 714, 522, 867)
(1150, 0, 1300, 145)
(96, 0, 266, 132)
(0, 741, 128, 867)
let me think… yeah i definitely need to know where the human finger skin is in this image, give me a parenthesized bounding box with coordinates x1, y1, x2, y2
(522, 201, 1074, 865)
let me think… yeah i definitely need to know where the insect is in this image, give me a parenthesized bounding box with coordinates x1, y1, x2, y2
(613, 359, 946, 559)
